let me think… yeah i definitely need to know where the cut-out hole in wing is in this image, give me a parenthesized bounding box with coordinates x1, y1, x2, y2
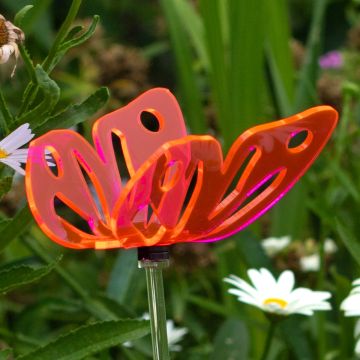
(77, 164, 106, 224)
(55, 195, 94, 235)
(210, 147, 259, 219)
(159, 161, 182, 192)
(111, 132, 131, 184)
(175, 163, 200, 220)
(287, 129, 313, 153)
(241, 168, 286, 212)
(44, 146, 61, 177)
(140, 109, 162, 132)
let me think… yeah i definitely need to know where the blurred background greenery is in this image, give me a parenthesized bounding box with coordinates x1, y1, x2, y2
(0, 0, 360, 359)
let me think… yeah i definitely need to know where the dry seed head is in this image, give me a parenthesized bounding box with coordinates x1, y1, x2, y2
(0, 14, 25, 76)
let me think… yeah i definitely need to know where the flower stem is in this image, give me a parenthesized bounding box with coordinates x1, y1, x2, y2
(316, 225, 328, 359)
(139, 255, 170, 360)
(19, 0, 82, 116)
(260, 320, 276, 360)
(42, 0, 82, 73)
(0, 89, 11, 134)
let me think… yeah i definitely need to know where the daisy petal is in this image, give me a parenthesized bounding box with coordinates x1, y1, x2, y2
(0, 123, 34, 153)
(277, 270, 295, 295)
(0, 158, 25, 175)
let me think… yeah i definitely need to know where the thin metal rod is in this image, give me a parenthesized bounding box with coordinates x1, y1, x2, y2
(139, 259, 170, 360)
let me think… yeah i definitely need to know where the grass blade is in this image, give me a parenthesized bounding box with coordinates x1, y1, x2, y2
(265, 0, 295, 116)
(160, 0, 207, 134)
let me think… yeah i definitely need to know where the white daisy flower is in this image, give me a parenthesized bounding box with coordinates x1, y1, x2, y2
(340, 279, 360, 317)
(0, 123, 34, 175)
(261, 235, 291, 257)
(0, 14, 24, 76)
(224, 268, 332, 316)
(300, 253, 320, 272)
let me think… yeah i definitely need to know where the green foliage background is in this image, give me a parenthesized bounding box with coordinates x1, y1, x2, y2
(0, 0, 359, 359)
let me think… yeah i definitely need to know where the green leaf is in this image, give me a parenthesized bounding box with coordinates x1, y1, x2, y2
(34, 87, 109, 135)
(0, 206, 33, 254)
(0, 259, 58, 294)
(64, 25, 84, 42)
(0, 176, 13, 200)
(41, 0, 89, 74)
(14, 5, 34, 27)
(19, 44, 36, 84)
(58, 15, 99, 53)
(14, 65, 60, 129)
(18, 320, 150, 360)
(336, 218, 360, 267)
(106, 249, 139, 304)
(211, 319, 249, 360)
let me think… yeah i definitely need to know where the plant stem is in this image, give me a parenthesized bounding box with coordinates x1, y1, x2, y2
(42, 0, 82, 73)
(19, 0, 82, 116)
(316, 227, 327, 360)
(260, 320, 276, 360)
(334, 89, 352, 164)
(0, 90, 11, 134)
(139, 259, 170, 360)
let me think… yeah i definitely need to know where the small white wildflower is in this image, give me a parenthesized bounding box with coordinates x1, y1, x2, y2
(0, 14, 24, 76)
(340, 279, 360, 317)
(341, 282, 360, 357)
(0, 123, 34, 175)
(166, 320, 188, 351)
(124, 314, 187, 352)
(261, 235, 291, 257)
(324, 238, 337, 254)
(300, 253, 320, 272)
(224, 268, 331, 316)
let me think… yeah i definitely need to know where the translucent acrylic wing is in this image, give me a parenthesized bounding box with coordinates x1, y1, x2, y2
(25, 88, 338, 249)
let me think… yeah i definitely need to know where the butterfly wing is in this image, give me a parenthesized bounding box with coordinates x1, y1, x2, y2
(25, 88, 188, 249)
(185, 106, 338, 242)
(111, 106, 337, 247)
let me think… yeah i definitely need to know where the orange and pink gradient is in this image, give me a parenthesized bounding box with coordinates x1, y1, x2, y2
(25, 88, 338, 249)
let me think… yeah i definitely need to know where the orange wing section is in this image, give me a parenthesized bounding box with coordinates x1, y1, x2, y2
(25, 88, 338, 249)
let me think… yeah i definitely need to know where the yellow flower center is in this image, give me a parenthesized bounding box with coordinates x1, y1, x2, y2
(0, 148, 8, 158)
(263, 297, 288, 309)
